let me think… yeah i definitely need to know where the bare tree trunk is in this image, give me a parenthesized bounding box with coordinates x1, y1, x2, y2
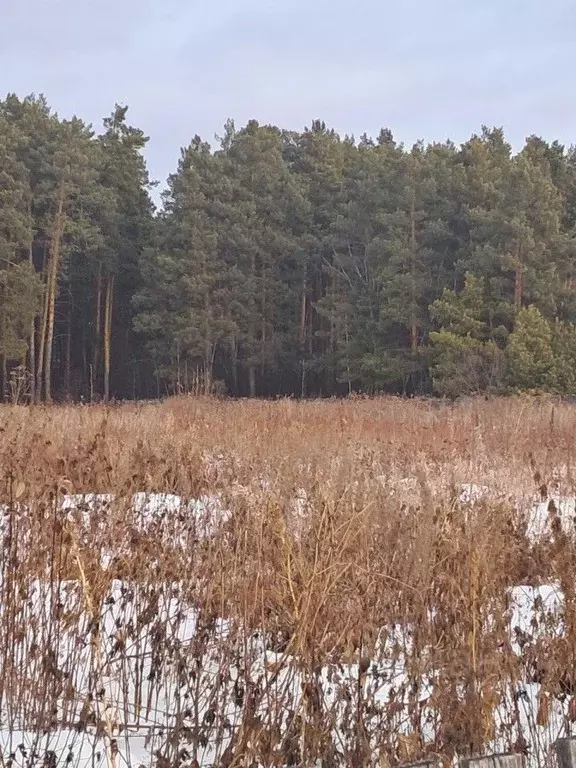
(44, 271, 56, 403)
(0, 304, 6, 401)
(203, 286, 213, 394)
(0, 354, 5, 403)
(306, 274, 314, 392)
(299, 272, 307, 398)
(81, 328, 88, 401)
(410, 191, 418, 354)
(93, 263, 103, 398)
(230, 332, 238, 395)
(329, 272, 339, 396)
(28, 235, 36, 404)
(261, 268, 266, 381)
(64, 287, 73, 398)
(344, 321, 352, 394)
(174, 348, 181, 394)
(35, 245, 50, 403)
(514, 264, 524, 312)
(329, 314, 336, 396)
(103, 274, 114, 402)
(44, 184, 66, 404)
(248, 366, 256, 398)
(29, 318, 36, 404)
(248, 250, 257, 398)
(308, 275, 314, 357)
(299, 273, 307, 345)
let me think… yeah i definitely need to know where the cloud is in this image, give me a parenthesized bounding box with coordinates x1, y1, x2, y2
(1, 0, 576, 197)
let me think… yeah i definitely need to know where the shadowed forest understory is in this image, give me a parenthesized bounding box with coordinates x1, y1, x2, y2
(3, 94, 576, 401)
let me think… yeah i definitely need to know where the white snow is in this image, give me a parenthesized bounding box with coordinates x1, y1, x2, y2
(1, 484, 575, 767)
(459, 483, 490, 504)
(525, 495, 576, 540)
(0, 574, 569, 768)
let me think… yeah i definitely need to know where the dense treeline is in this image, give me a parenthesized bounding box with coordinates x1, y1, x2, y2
(0, 94, 152, 403)
(3, 93, 576, 401)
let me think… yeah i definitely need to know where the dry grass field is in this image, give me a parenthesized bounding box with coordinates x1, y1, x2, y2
(1, 395, 576, 768)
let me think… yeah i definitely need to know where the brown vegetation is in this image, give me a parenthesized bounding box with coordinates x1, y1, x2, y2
(0, 395, 575, 767)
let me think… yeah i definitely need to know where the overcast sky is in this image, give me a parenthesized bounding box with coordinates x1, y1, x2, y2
(1, 0, 575, 195)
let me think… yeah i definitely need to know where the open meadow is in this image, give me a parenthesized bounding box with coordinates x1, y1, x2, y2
(1, 396, 576, 768)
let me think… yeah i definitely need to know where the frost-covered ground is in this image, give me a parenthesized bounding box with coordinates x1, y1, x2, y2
(0, 489, 574, 767)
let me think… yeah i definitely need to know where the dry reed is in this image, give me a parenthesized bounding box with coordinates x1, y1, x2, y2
(0, 395, 574, 768)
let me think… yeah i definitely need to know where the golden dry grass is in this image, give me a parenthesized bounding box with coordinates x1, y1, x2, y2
(0, 395, 575, 767)
(1, 393, 571, 494)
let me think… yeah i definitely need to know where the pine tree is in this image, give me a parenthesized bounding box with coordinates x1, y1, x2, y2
(0, 109, 43, 398)
(218, 121, 308, 395)
(96, 105, 153, 401)
(506, 305, 556, 391)
(3, 94, 576, 400)
(288, 121, 351, 395)
(134, 136, 233, 393)
(428, 274, 504, 397)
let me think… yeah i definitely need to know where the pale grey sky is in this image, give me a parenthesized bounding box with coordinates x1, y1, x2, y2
(1, 0, 575, 195)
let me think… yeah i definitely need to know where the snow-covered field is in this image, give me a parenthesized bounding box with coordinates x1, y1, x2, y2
(0, 487, 575, 767)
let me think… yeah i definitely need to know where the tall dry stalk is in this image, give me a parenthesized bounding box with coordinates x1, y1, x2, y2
(0, 396, 573, 766)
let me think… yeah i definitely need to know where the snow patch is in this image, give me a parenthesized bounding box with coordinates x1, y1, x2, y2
(526, 495, 576, 540)
(459, 483, 490, 504)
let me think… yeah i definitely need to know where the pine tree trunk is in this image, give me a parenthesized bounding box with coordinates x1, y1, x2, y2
(248, 366, 256, 398)
(299, 274, 307, 344)
(44, 273, 56, 403)
(514, 263, 523, 311)
(410, 191, 418, 353)
(203, 287, 212, 394)
(44, 184, 66, 404)
(0, 303, 5, 402)
(248, 249, 257, 397)
(64, 288, 72, 398)
(103, 274, 114, 402)
(29, 317, 36, 404)
(329, 313, 336, 397)
(81, 328, 88, 401)
(93, 263, 103, 397)
(230, 333, 238, 395)
(35, 245, 50, 403)
(329, 272, 339, 396)
(344, 321, 352, 394)
(307, 276, 314, 357)
(28, 235, 36, 404)
(261, 268, 266, 380)
(299, 272, 307, 397)
(0, 354, 5, 403)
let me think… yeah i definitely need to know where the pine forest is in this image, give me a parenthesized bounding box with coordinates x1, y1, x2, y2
(3, 93, 576, 402)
